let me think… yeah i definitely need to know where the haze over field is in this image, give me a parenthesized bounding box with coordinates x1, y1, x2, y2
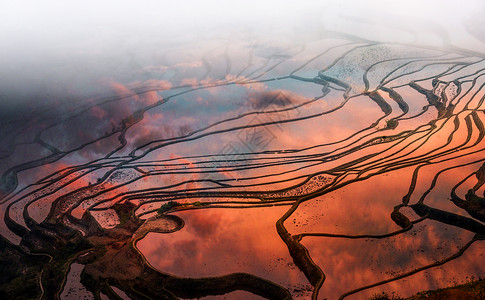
(1, 1, 485, 299)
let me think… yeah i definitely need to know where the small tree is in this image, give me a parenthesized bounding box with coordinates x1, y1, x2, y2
(156, 201, 180, 215)
(385, 119, 398, 129)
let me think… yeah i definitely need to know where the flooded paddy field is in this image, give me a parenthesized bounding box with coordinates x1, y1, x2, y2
(1, 1, 485, 299)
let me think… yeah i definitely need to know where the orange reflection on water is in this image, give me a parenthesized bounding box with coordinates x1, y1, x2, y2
(137, 206, 311, 298)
